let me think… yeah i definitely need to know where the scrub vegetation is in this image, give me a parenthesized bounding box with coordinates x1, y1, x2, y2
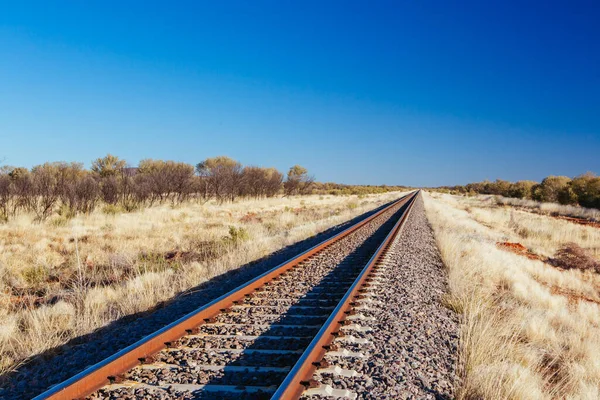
(433, 172, 600, 211)
(424, 192, 600, 399)
(0, 154, 407, 224)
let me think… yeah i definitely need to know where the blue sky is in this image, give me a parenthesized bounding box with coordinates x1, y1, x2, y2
(0, 1, 598, 186)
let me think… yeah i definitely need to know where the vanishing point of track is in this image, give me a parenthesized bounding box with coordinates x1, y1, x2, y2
(35, 191, 419, 400)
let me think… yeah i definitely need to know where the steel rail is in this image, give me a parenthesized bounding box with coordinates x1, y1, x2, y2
(272, 190, 419, 399)
(34, 191, 416, 400)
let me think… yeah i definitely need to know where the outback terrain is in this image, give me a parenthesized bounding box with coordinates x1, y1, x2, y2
(425, 192, 600, 399)
(1, 183, 599, 399)
(0, 192, 404, 377)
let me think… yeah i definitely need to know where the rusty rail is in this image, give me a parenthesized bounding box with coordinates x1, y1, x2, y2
(34, 192, 416, 400)
(272, 190, 419, 399)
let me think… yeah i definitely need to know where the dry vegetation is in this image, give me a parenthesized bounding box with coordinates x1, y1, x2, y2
(493, 195, 600, 223)
(434, 172, 600, 211)
(0, 191, 406, 375)
(424, 192, 600, 399)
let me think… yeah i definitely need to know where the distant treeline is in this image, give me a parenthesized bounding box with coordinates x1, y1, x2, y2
(0, 154, 405, 222)
(434, 172, 600, 209)
(311, 182, 409, 196)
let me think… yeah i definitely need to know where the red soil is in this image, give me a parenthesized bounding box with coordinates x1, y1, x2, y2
(496, 242, 544, 261)
(552, 215, 600, 228)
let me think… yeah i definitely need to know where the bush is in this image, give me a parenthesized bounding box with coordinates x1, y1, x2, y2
(21, 265, 48, 286)
(224, 226, 250, 245)
(549, 243, 600, 272)
(437, 172, 600, 212)
(570, 173, 600, 209)
(532, 176, 571, 203)
(557, 186, 578, 205)
(0, 174, 10, 222)
(102, 204, 122, 215)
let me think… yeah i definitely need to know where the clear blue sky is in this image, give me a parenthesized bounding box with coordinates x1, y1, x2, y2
(0, 1, 598, 186)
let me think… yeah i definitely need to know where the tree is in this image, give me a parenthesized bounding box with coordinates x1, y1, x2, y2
(241, 166, 283, 198)
(284, 165, 314, 196)
(532, 176, 571, 203)
(138, 159, 195, 203)
(488, 179, 511, 196)
(557, 186, 579, 205)
(264, 167, 284, 197)
(509, 180, 537, 199)
(30, 163, 61, 221)
(53, 162, 87, 212)
(196, 156, 243, 202)
(0, 173, 10, 221)
(91, 154, 126, 178)
(570, 173, 600, 209)
(8, 167, 32, 215)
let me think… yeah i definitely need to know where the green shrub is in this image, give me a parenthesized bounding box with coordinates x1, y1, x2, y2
(102, 204, 122, 215)
(57, 203, 77, 219)
(224, 226, 250, 245)
(558, 187, 579, 205)
(49, 215, 70, 227)
(21, 265, 48, 285)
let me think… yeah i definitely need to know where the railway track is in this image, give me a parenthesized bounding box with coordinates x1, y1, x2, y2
(35, 191, 419, 400)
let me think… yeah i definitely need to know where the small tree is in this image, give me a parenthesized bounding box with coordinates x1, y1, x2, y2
(264, 167, 284, 197)
(570, 173, 600, 209)
(196, 156, 243, 202)
(509, 180, 537, 199)
(0, 173, 10, 221)
(532, 176, 571, 203)
(241, 166, 283, 198)
(91, 154, 126, 178)
(100, 176, 119, 205)
(30, 163, 61, 221)
(284, 165, 314, 196)
(8, 167, 32, 215)
(557, 186, 579, 205)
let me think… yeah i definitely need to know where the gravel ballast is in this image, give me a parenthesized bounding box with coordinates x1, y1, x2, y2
(308, 194, 459, 399)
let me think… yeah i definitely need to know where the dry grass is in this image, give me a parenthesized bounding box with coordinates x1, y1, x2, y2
(424, 192, 600, 399)
(489, 195, 600, 222)
(438, 193, 600, 260)
(0, 192, 406, 375)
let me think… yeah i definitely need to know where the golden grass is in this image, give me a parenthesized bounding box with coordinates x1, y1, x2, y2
(451, 194, 600, 260)
(493, 195, 600, 222)
(424, 192, 600, 399)
(0, 192, 406, 375)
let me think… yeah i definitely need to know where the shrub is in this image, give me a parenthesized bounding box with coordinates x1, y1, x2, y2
(549, 243, 600, 272)
(21, 265, 48, 286)
(224, 226, 250, 245)
(570, 173, 600, 209)
(284, 165, 314, 195)
(102, 204, 122, 215)
(532, 176, 571, 203)
(557, 186, 578, 205)
(49, 216, 70, 227)
(0, 174, 10, 222)
(100, 177, 119, 205)
(57, 203, 76, 220)
(508, 181, 536, 199)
